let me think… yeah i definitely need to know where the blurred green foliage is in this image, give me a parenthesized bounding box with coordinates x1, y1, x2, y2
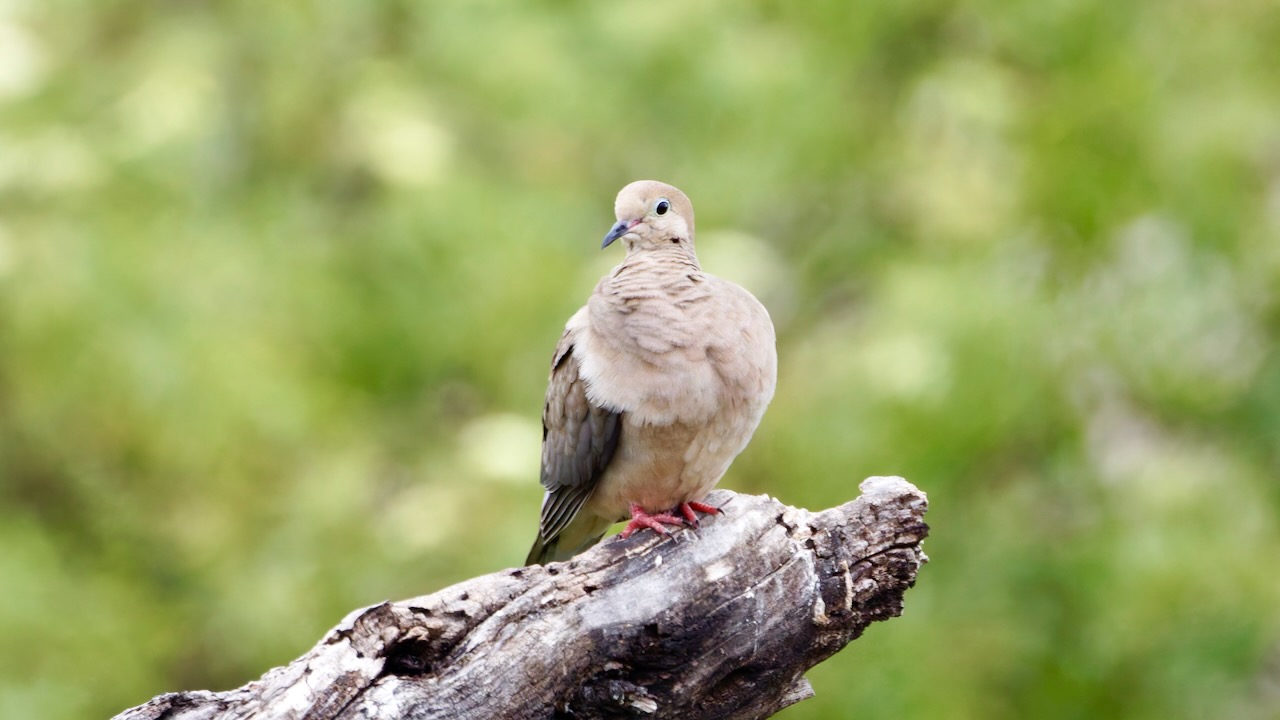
(1, 0, 1278, 718)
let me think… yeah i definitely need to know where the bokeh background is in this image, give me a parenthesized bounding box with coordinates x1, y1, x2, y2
(2, 1, 1279, 718)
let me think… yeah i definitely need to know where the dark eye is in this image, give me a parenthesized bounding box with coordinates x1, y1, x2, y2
(654, 198, 670, 216)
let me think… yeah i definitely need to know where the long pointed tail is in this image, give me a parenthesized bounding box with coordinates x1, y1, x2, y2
(524, 514, 613, 565)
(524, 535, 554, 566)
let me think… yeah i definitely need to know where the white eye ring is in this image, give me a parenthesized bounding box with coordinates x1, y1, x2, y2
(654, 198, 671, 216)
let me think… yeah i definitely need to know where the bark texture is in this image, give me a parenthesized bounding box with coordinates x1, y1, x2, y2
(114, 476, 928, 720)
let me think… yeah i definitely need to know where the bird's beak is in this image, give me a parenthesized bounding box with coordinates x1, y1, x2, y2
(602, 219, 637, 249)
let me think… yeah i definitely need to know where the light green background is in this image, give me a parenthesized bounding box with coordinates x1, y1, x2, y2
(1, 1, 1278, 718)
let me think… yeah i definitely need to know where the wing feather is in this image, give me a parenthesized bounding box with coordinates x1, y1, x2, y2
(536, 330, 621, 542)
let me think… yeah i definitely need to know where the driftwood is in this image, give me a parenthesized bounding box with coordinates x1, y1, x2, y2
(114, 477, 928, 720)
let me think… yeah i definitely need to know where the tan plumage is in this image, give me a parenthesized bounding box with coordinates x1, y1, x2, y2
(526, 181, 777, 565)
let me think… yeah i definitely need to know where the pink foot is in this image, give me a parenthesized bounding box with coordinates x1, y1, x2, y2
(620, 502, 687, 539)
(678, 500, 722, 527)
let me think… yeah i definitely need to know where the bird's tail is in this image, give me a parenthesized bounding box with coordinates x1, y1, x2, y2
(525, 514, 613, 565)
(524, 535, 557, 566)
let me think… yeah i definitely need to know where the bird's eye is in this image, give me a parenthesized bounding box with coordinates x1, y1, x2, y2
(654, 198, 671, 216)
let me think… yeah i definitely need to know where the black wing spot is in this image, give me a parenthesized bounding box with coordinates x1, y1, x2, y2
(552, 344, 574, 372)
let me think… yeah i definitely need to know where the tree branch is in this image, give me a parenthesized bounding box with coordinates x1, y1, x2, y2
(114, 476, 929, 720)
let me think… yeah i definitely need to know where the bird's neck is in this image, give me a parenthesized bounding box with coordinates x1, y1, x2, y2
(601, 244, 707, 311)
(621, 241, 701, 271)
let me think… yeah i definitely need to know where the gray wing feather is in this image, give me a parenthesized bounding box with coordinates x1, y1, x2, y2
(537, 331, 621, 542)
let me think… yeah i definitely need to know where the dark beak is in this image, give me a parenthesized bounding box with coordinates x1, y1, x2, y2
(602, 220, 633, 249)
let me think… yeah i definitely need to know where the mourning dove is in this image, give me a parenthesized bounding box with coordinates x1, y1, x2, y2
(525, 180, 777, 565)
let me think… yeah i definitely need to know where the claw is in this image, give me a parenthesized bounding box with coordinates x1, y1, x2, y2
(620, 503, 686, 539)
(677, 500, 722, 527)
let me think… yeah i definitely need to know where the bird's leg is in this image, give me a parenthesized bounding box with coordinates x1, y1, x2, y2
(620, 502, 687, 539)
(677, 500, 723, 527)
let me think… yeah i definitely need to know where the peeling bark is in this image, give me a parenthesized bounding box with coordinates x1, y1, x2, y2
(114, 477, 929, 720)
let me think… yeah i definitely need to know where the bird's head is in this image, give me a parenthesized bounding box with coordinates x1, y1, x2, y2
(601, 180, 696, 253)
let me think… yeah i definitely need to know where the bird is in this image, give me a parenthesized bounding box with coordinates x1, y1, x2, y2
(525, 180, 777, 565)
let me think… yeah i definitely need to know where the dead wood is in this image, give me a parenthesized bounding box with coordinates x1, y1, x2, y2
(113, 476, 928, 720)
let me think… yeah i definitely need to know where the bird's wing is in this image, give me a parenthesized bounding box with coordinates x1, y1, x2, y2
(537, 326, 622, 542)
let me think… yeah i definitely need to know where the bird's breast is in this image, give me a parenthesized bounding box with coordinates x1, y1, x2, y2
(578, 260, 776, 427)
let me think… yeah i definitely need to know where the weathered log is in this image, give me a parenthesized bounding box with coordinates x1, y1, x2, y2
(114, 476, 928, 720)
